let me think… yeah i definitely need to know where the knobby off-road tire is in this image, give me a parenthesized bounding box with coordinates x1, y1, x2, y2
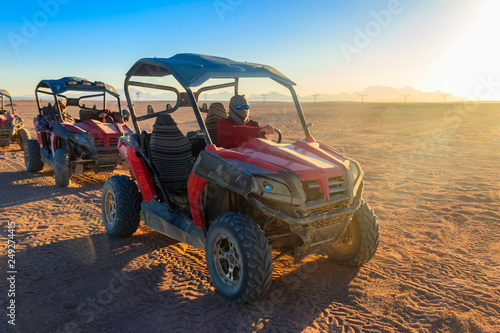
(326, 200, 380, 267)
(18, 128, 30, 151)
(101, 175, 142, 237)
(24, 139, 44, 172)
(54, 148, 70, 187)
(205, 212, 273, 304)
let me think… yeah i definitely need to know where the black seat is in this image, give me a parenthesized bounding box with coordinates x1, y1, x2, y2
(205, 103, 228, 146)
(149, 115, 193, 192)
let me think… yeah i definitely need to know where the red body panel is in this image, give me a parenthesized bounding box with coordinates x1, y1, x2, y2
(33, 117, 46, 149)
(0, 114, 14, 128)
(188, 173, 208, 228)
(118, 140, 156, 202)
(211, 137, 347, 201)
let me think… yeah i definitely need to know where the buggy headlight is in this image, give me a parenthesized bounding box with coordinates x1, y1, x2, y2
(73, 133, 89, 144)
(350, 162, 360, 182)
(12, 117, 22, 127)
(255, 176, 293, 203)
(347, 161, 363, 196)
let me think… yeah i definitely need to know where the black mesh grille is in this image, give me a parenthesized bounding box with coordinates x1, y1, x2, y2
(302, 176, 346, 201)
(93, 137, 119, 147)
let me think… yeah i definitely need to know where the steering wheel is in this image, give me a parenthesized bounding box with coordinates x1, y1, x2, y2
(273, 129, 283, 143)
(99, 111, 115, 124)
(258, 128, 282, 143)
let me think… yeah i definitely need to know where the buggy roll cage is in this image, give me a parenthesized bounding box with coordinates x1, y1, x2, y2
(35, 77, 122, 119)
(124, 54, 312, 144)
(0, 90, 15, 114)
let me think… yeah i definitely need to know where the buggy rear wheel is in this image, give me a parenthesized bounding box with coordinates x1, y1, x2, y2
(326, 200, 380, 266)
(205, 213, 273, 304)
(101, 175, 141, 237)
(24, 139, 44, 172)
(18, 128, 30, 151)
(54, 148, 70, 187)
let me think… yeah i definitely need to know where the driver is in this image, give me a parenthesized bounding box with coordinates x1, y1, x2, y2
(217, 94, 274, 149)
(58, 101, 75, 123)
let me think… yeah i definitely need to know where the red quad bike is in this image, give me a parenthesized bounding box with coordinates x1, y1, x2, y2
(102, 54, 380, 304)
(0, 89, 30, 150)
(24, 77, 132, 187)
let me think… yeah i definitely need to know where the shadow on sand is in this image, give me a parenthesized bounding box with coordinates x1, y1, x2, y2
(0, 223, 394, 332)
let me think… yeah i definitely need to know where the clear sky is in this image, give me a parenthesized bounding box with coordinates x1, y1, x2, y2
(1, 0, 499, 100)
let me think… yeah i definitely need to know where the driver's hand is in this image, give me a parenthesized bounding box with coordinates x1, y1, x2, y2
(262, 125, 274, 135)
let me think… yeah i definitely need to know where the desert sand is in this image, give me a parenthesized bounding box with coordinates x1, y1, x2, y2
(1, 100, 499, 332)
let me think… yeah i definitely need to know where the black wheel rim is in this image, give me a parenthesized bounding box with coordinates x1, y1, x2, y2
(332, 223, 354, 250)
(213, 235, 241, 286)
(105, 191, 117, 226)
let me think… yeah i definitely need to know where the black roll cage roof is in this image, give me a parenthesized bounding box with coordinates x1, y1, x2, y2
(0, 89, 15, 114)
(124, 54, 311, 144)
(35, 77, 122, 119)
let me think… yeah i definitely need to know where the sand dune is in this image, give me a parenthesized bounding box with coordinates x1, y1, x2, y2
(1, 101, 499, 332)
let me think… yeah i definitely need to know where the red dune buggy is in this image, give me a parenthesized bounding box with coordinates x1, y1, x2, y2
(24, 77, 132, 187)
(0, 89, 30, 150)
(102, 54, 379, 303)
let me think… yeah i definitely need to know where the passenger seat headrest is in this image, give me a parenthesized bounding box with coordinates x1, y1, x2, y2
(154, 114, 176, 126)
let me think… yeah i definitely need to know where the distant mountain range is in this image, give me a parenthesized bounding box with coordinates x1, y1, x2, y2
(310, 85, 464, 103)
(13, 85, 463, 103)
(247, 86, 463, 103)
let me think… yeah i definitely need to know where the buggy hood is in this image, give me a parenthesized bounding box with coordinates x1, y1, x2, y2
(61, 120, 130, 147)
(209, 137, 362, 202)
(0, 114, 15, 127)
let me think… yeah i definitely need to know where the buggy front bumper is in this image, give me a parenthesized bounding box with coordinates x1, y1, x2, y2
(247, 182, 363, 226)
(70, 146, 123, 173)
(248, 183, 364, 262)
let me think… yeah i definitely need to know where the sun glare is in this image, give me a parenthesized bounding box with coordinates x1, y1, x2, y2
(432, 1, 500, 100)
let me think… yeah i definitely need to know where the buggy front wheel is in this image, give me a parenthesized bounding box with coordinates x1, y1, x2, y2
(326, 200, 380, 266)
(205, 213, 273, 304)
(54, 148, 70, 187)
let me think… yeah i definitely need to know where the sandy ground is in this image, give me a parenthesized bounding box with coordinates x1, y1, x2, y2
(0, 100, 499, 332)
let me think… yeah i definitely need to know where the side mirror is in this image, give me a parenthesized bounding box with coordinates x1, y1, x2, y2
(122, 109, 131, 122)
